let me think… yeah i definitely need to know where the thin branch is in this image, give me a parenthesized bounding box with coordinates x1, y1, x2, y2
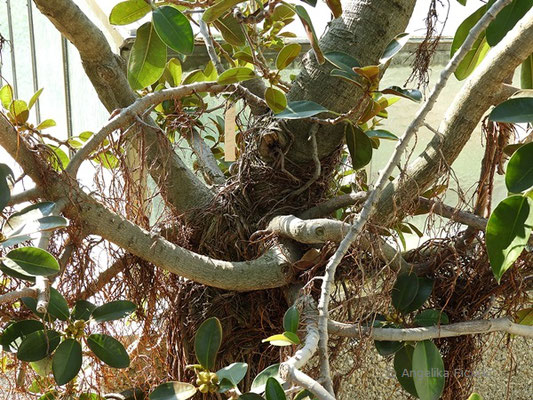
(315, 0, 513, 394)
(328, 317, 533, 340)
(417, 197, 487, 230)
(299, 191, 368, 220)
(7, 187, 40, 206)
(0, 288, 37, 305)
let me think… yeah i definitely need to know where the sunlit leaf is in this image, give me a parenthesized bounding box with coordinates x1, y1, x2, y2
(365, 129, 398, 140)
(505, 142, 533, 193)
(149, 382, 197, 400)
(515, 308, 533, 325)
(28, 88, 43, 110)
(274, 100, 329, 119)
(381, 86, 422, 102)
(213, 13, 246, 46)
(486, 0, 533, 46)
(251, 364, 281, 393)
(203, 0, 246, 23)
(36, 119, 56, 130)
(265, 87, 287, 114)
(276, 43, 302, 70)
(412, 340, 445, 400)
(262, 331, 300, 346)
(521, 54, 533, 89)
(109, 0, 151, 25)
(325, 0, 342, 19)
(216, 362, 248, 386)
(0, 84, 13, 109)
(10, 100, 29, 124)
(380, 33, 410, 64)
(294, 5, 324, 64)
(3, 247, 60, 277)
(489, 97, 533, 123)
(217, 67, 256, 84)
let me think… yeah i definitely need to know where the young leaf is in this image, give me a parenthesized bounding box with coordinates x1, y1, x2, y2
(504, 142, 533, 193)
(0, 320, 44, 352)
(52, 339, 82, 385)
(467, 394, 483, 400)
(251, 364, 281, 393)
(28, 88, 43, 110)
(149, 382, 197, 400)
(216, 362, 248, 386)
(486, 195, 533, 282)
(521, 54, 533, 89)
(72, 300, 97, 321)
(202, 0, 246, 23)
(489, 97, 533, 123)
(36, 119, 56, 130)
(0, 84, 13, 109)
(265, 87, 287, 114)
(486, 0, 533, 46)
(380, 33, 410, 64)
(194, 317, 222, 370)
(394, 345, 418, 397)
(109, 0, 151, 25)
(152, 6, 194, 55)
(87, 334, 130, 368)
(283, 306, 299, 334)
(412, 340, 445, 400)
(273, 100, 329, 119)
(294, 5, 324, 64)
(391, 272, 419, 313)
(17, 330, 61, 362)
(515, 308, 533, 325)
(10, 100, 30, 124)
(381, 86, 422, 102)
(128, 22, 167, 90)
(217, 67, 256, 84)
(414, 309, 449, 327)
(276, 43, 302, 70)
(91, 300, 137, 322)
(262, 332, 300, 346)
(265, 377, 286, 400)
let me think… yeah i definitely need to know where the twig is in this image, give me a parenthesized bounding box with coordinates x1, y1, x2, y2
(298, 191, 368, 219)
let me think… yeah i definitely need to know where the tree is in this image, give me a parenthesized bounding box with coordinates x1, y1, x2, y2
(0, 0, 532, 399)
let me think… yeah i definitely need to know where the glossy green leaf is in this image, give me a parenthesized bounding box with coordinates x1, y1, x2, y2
(0, 320, 44, 352)
(276, 43, 301, 70)
(213, 14, 246, 46)
(486, 0, 533, 46)
(109, 0, 151, 25)
(294, 5, 324, 64)
(451, 3, 491, 80)
(380, 33, 410, 64)
(0, 163, 13, 212)
(217, 362, 248, 386)
(412, 340, 445, 400)
(36, 119, 56, 130)
(521, 54, 533, 89)
(505, 142, 533, 193)
(391, 272, 419, 313)
(394, 345, 418, 397)
(0, 84, 13, 109)
(374, 338, 404, 356)
(381, 86, 422, 102)
(489, 97, 533, 123)
(194, 317, 222, 370)
(22, 287, 70, 321)
(72, 300, 97, 321)
(486, 195, 533, 282)
(17, 330, 61, 362)
(153, 6, 193, 55)
(52, 339, 82, 385)
(346, 125, 372, 170)
(324, 51, 360, 77)
(274, 100, 329, 119)
(87, 334, 130, 368)
(414, 309, 449, 327)
(149, 382, 197, 400)
(128, 22, 167, 90)
(251, 364, 281, 393)
(28, 88, 43, 110)
(330, 68, 360, 83)
(10, 100, 29, 124)
(203, 0, 245, 23)
(265, 87, 287, 114)
(283, 306, 299, 334)
(91, 300, 136, 322)
(3, 247, 60, 277)
(403, 277, 434, 313)
(262, 331, 300, 346)
(217, 67, 255, 84)
(265, 377, 286, 400)
(365, 129, 399, 141)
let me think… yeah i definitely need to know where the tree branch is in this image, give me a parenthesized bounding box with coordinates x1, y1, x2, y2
(299, 192, 368, 220)
(0, 288, 37, 305)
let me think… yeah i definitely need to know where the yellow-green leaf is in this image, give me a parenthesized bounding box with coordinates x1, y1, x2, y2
(109, 0, 151, 26)
(217, 67, 255, 84)
(276, 43, 301, 70)
(36, 119, 56, 130)
(203, 0, 246, 23)
(0, 84, 13, 109)
(28, 88, 43, 110)
(9, 100, 29, 124)
(265, 87, 287, 113)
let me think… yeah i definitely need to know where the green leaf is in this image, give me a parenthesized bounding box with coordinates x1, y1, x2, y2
(28, 88, 43, 110)
(128, 22, 167, 90)
(283, 306, 299, 334)
(414, 309, 449, 327)
(324, 52, 360, 82)
(403, 277, 434, 313)
(194, 317, 222, 370)
(10, 100, 29, 124)
(213, 14, 246, 46)
(22, 287, 70, 321)
(515, 307, 533, 326)
(391, 272, 419, 313)
(251, 364, 281, 393)
(457, 0, 467, 5)
(265, 87, 287, 114)
(3, 247, 60, 277)
(380, 33, 410, 64)
(505, 142, 533, 193)
(203, 0, 246, 23)
(467, 394, 483, 400)
(30, 355, 53, 377)
(262, 331, 300, 346)
(47, 145, 70, 170)
(412, 340, 445, 400)
(217, 67, 256, 84)
(489, 97, 533, 123)
(0, 319, 44, 352)
(166, 58, 182, 87)
(293, 390, 317, 400)
(217, 362, 248, 386)
(93, 152, 119, 170)
(374, 338, 404, 356)
(109, 0, 151, 25)
(346, 125, 372, 170)
(274, 100, 329, 119)
(394, 345, 418, 397)
(486, 0, 533, 46)
(0, 163, 14, 212)
(451, 3, 491, 80)
(486, 195, 533, 282)
(91, 300, 137, 322)
(149, 382, 197, 400)
(87, 334, 130, 368)
(152, 6, 193, 55)
(381, 86, 422, 102)
(294, 5, 324, 64)
(521, 54, 533, 89)
(52, 339, 82, 385)
(330, 69, 360, 84)
(72, 300, 97, 321)
(265, 377, 286, 400)
(0, 84, 13, 109)
(365, 129, 398, 141)
(17, 330, 61, 362)
(38, 392, 58, 400)
(276, 43, 301, 70)
(36, 119, 56, 130)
